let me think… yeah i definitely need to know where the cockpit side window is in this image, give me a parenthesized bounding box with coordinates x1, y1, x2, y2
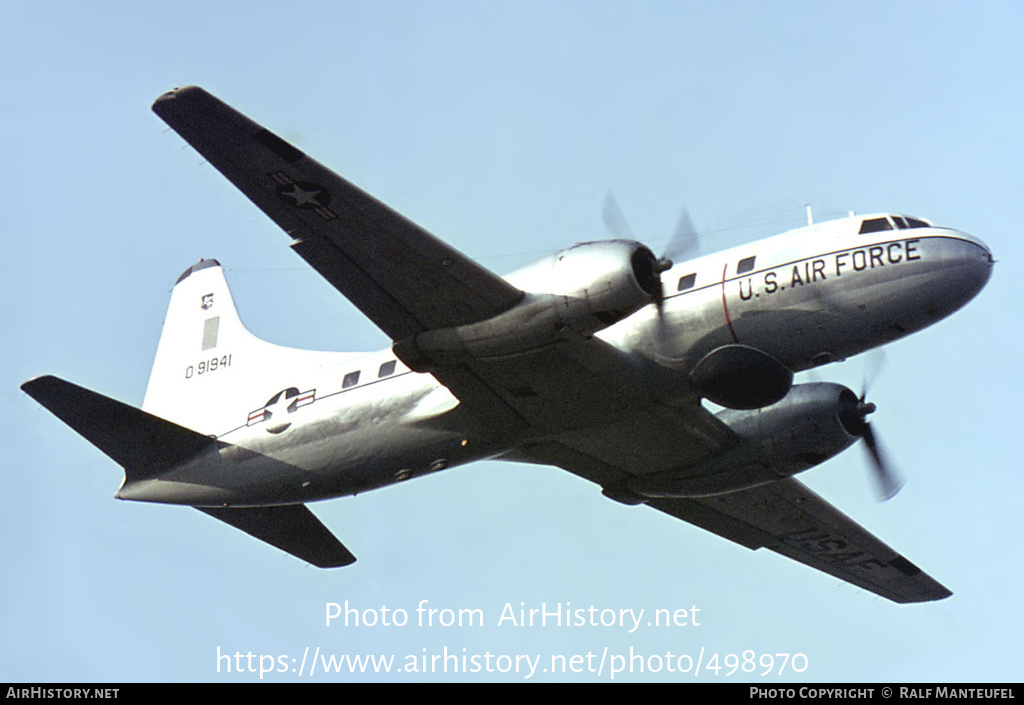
(858, 217, 893, 234)
(904, 217, 929, 228)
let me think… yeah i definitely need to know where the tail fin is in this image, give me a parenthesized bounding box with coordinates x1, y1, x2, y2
(142, 259, 352, 436)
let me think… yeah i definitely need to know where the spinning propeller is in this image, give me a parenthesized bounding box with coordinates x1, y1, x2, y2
(602, 191, 700, 345)
(838, 354, 905, 501)
(602, 190, 701, 269)
(859, 404, 904, 500)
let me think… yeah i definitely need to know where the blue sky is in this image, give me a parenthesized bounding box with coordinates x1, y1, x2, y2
(3, 0, 1021, 682)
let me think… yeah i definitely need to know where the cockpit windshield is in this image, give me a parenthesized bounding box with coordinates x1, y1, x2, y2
(858, 215, 930, 234)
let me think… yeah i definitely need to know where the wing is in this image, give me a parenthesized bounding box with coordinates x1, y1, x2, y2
(471, 347, 945, 605)
(647, 481, 951, 603)
(149, 86, 733, 441)
(152, 86, 523, 341)
(524, 435, 949, 603)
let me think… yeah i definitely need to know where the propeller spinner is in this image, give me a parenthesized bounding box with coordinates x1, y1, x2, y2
(601, 191, 700, 350)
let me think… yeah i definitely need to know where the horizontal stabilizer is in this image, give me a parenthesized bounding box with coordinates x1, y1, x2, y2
(21, 375, 217, 482)
(197, 505, 356, 568)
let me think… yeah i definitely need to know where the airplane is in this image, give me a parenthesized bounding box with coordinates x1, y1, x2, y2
(21, 86, 993, 604)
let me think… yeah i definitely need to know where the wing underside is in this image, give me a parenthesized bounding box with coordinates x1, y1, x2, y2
(523, 441, 949, 603)
(446, 341, 949, 602)
(649, 482, 951, 603)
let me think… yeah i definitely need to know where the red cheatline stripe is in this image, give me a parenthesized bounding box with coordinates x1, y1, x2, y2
(720, 263, 739, 343)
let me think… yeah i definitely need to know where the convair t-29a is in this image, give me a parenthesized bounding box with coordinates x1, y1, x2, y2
(21, 87, 993, 604)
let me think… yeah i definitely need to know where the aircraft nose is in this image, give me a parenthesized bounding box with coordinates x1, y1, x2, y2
(955, 230, 994, 261)
(933, 231, 994, 311)
(955, 231, 994, 284)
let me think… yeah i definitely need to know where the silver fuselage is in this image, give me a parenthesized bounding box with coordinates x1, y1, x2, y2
(116, 215, 993, 507)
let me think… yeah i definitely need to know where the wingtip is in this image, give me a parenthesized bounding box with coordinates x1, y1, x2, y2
(319, 553, 358, 569)
(152, 85, 209, 114)
(154, 84, 203, 100)
(20, 374, 60, 400)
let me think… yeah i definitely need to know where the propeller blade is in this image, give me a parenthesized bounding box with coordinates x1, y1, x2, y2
(602, 191, 634, 240)
(664, 206, 700, 262)
(598, 193, 698, 357)
(860, 418, 904, 501)
(859, 349, 887, 401)
(840, 388, 904, 502)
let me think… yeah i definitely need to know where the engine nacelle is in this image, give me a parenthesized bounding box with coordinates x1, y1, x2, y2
(394, 240, 662, 371)
(625, 383, 865, 499)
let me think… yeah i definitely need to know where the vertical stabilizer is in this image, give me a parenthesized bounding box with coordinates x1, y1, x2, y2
(142, 260, 351, 436)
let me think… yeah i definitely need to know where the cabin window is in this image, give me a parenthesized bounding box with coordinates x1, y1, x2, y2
(677, 273, 697, 291)
(342, 371, 360, 389)
(378, 360, 397, 378)
(858, 217, 893, 234)
(737, 256, 756, 275)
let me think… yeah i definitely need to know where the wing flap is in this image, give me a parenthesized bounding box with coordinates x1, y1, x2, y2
(197, 505, 356, 568)
(152, 86, 523, 340)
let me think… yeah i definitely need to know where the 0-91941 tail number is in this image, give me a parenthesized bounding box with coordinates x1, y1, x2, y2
(185, 354, 233, 379)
